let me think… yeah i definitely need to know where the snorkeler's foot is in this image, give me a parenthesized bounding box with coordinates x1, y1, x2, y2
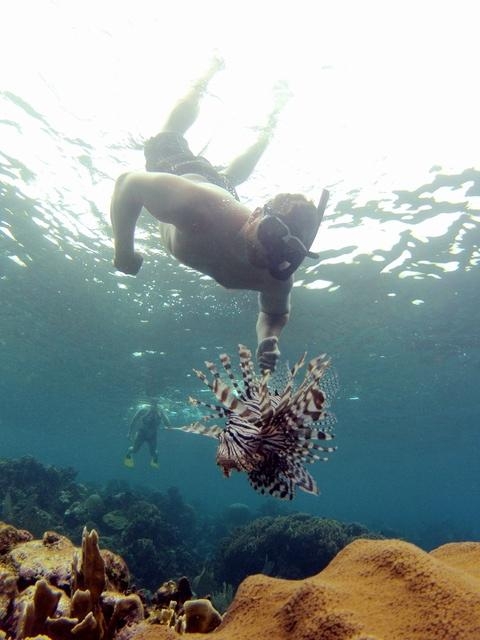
(124, 453, 135, 468)
(208, 51, 225, 75)
(263, 81, 293, 133)
(193, 53, 225, 94)
(272, 80, 293, 107)
(113, 251, 143, 276)
(250, 91, 292, 143)
(150, 456, 159, 469)
(256, 336, 281, 374)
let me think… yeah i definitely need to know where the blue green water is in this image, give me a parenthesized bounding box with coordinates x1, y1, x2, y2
(1, 84, 479, 554)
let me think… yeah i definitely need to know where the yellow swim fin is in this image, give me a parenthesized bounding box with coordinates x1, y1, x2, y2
(124, 453, 135, 468)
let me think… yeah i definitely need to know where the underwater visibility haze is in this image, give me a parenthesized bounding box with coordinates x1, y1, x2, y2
(1, 0, 479, 565)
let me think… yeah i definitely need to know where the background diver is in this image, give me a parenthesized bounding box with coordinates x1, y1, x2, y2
(124, 398, 171, 468)
(110, 56, 328, 373)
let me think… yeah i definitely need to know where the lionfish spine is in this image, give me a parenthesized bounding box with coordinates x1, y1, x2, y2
(286, 357, 331, 421)
(193, 368, 212, 388)
(188, 395, 228, 417)
(238, 344, 257, 398)
(274, 352, 307, 412)
(197, 365, 253, 420)
(258, 371, 274, 420)
(308, 353, 331, 374)
(205, 360, 220, 379)
(219, 353, 241, 392)
(175, 422, 223, 439)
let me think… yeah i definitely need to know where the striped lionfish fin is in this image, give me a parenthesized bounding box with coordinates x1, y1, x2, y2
(237, 344, 258, 398)
(273, 352, 307, 414)
(205, 360, 221, 380)
(174, 422, 223, 439)
(280, 354, 332, 426)
(219, 353, 242, 393)
(194, 363, 253, 420)
(258, 370, 275, 421)
(188, 395, 230, 420)
(248, 459, 319, 500)
(294, 464, 319, 495)
(294, 428, 337, 463)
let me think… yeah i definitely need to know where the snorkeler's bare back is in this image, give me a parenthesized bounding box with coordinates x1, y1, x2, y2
(157, 175, 247, 282)
(111, 171, 292, 317)
(113, 171, 280, 289)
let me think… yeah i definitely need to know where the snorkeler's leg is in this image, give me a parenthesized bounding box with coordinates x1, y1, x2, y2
(123, 431, 145, 469)
(222, 81, 292, 186)
(124, 434, 143, 468)
(221, 130, 272, 187)
(148, 434, 159, 468)
(160, 55, 225, 135)
(131, 433, 144, 454)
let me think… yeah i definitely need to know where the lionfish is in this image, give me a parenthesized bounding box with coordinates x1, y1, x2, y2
(176, 344, 338, 500)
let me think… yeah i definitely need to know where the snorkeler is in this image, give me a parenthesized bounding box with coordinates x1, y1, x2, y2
(110, 55, 329, 373)
(124, 398, 171, 468)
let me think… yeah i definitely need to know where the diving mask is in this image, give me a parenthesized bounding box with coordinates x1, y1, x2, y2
(257, 189, 329, 280)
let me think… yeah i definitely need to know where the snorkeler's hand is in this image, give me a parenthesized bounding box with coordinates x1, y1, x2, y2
(113, 251, 143, 275)
(256, 336, 281, 374)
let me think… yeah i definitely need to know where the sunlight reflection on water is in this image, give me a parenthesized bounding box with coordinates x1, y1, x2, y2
(1, 0, 479, 307)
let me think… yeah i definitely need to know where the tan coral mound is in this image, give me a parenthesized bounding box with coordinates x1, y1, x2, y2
(131, 538, 480, 640)
(430, 540, 480, 580)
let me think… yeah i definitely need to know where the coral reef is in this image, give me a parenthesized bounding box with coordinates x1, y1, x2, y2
(0, 458, 203, 591)
(182, 599, 222, 633)
(221, 503, 253, 529)
(0, 523, 32, 555)
(213, 513, 382, 587)
(152, 577, 192, 611)
(0, 520, 479, 639)
(9, 531, 76, 592)
(205, 538, 480, 640)
(2, 526, 143, 640)
(79, 538, 480, 640)
(0, 523, 222, 639)
(0, 457, 80, 538)
(0, 457, 386, 597)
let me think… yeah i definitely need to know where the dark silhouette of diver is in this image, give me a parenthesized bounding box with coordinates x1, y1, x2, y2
(124, 398, 171, 468)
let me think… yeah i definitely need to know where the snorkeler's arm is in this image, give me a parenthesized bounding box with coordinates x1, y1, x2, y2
(255, 286, 291, 372)
(160, 410, 171, 427)
(110, 173, 145, 275)
(110, 172, 223, 274)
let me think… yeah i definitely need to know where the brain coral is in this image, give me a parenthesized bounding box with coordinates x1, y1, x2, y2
(214, 513, 381, 586)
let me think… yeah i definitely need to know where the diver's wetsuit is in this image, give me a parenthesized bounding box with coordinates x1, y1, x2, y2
(144, 131, 239, 200)
(130, 408, 162, 457)
(124, 406, 168, 468)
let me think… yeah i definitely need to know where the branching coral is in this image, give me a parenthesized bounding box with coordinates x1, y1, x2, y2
(5, 526, 143, 640)
(0, 522, 223, 639)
